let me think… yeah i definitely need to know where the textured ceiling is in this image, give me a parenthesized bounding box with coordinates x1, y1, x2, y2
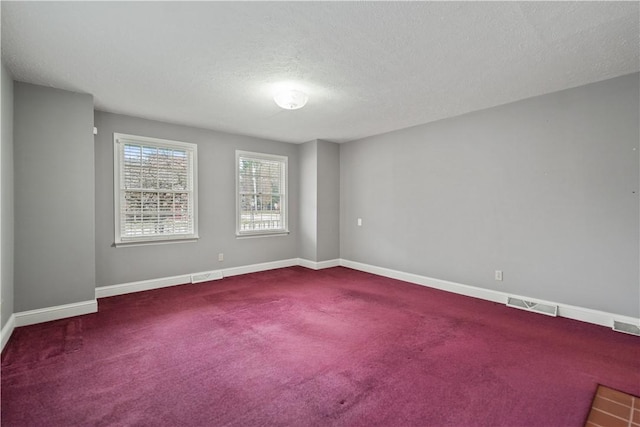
(2, 2, 638, 144)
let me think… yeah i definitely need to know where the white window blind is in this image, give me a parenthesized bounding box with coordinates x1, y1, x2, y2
(236, 151, 288, 236)
(114, 133, 198, 245)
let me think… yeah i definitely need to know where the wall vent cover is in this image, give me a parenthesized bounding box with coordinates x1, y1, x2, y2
(191, 271, 223, 284)
(507, 297, 558, 317)
(612, 321, 640, 336)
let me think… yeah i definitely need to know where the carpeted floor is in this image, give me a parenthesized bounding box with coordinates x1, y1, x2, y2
(2, 266, 639, 426)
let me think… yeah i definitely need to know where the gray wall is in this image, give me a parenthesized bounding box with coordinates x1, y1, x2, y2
(14, 83, 95, 311)
(340, 73, 640, 317)
(94, 111, 299, 286)
(299, 140, 318, 261)
(1, 63, 14, 327)
(316, 140, 340, 261)
(298, 139, 340, 262)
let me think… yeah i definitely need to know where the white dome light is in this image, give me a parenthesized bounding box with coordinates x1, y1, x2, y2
(274, 89, 308, 110)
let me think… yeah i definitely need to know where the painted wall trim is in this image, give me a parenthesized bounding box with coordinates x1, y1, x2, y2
(95, 258, 300, 299)
(339, 259, 639, 329)
(222, 258, 298, 278)
(7, 258, 633, 346)
(96, 273, 192, 299)
(298, 258, 341, 270)
(14, 299, 97, 328)
(1, 313, 15, 352)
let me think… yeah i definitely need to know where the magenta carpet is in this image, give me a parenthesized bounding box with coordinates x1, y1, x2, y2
(2, 266, 639, 426)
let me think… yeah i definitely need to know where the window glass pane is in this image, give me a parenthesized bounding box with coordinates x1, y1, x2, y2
(142, 146, 158, 189)
(123, 145, 142, 189)
(124, 191, 142, 214)
(175, 193, 189, 215)
(142, 192, 158, 214)
(157, 148, 173, 189)
(142, 218, 157, 235)
(123, 191, 143, 237)
(174, 150, 188, 190)
(159, 213, 174, 234)
(159, 192, 174, 214)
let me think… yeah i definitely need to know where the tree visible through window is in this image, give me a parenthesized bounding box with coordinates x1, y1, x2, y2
(237, 151, 287, 235)
(114, 133, 198, 245)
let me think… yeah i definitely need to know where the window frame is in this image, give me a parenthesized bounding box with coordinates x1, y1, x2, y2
(113, 133, 198, 247)
(236, 150, 288, 237)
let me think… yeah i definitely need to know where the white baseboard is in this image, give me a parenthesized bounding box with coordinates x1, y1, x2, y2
(95, 258, 300, 299)
(1, 313, 16, 351)
(14, 299, 98, 328)
(222, 258, 299, 278)
(557, 304, 638, 329)
(3, 258, 637, 344)
(339, 259, 505, 303)
(96, 273, 192, 298)
(339, 259, 640, 329)
(298, 258, 341, 270)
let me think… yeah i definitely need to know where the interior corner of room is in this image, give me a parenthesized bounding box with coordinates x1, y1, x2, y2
(1, 2, 639, 425)
(1, 2, 639, 351)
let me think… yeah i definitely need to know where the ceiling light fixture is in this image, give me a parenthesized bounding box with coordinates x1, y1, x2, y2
(274, 89, 308, 110)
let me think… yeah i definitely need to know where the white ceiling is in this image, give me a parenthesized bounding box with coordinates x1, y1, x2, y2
(2, 2, 638, 144)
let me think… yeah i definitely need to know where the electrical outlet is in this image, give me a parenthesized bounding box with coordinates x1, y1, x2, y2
(218, 253, 224, 262)
(357, 218, 362, 226)
(495, 270, 503, 281)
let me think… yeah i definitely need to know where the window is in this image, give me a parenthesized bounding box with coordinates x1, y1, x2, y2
(236, 151, 288, 236)
(114, 133, 198, 246)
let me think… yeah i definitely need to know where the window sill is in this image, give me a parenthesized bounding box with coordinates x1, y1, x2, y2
(114, 236, 199, 248)
(236, 231, 290, 239)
